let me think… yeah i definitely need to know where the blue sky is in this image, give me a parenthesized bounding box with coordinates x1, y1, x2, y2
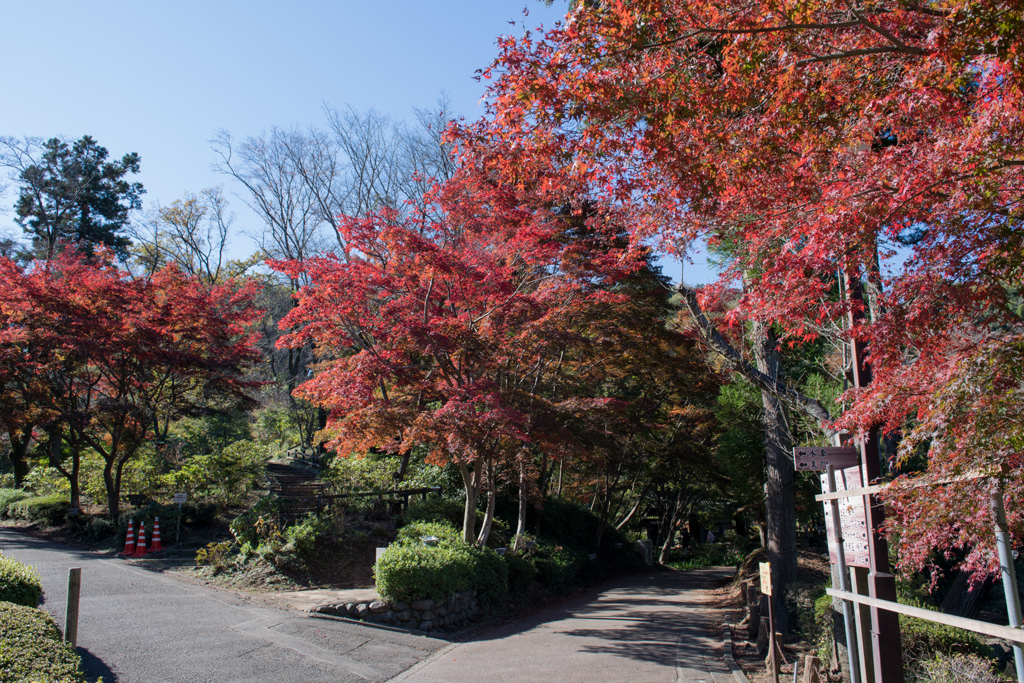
(0, 1, 709, 281)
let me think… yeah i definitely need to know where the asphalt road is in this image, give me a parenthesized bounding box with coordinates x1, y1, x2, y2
(0, 528, 448, 683)
(392, 567, 737, 683)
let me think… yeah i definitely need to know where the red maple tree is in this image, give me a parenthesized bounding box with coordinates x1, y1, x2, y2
(274, 167, 655, 544)
(0, 251, 262, 517)
(471, 0, 1024, 573)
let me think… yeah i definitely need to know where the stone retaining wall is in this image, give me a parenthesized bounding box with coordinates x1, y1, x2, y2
(312, 589, 479, 632)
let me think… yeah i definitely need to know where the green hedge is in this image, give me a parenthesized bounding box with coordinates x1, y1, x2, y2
(402, 498, 465, 528)
(0, 553, 42, 608)
(899, 596, 990, 663)
(6, 494, 69, 525)
(0, 602, 87, 683)
(0, 489, 29, 518)
(531, 544, 589, 591)
(813, 590, 991, 673)
(375, 544, 476, 603)
(376, 521, 508, 606)
(505, 554, 537, 595)
(395, 521, 463, 547)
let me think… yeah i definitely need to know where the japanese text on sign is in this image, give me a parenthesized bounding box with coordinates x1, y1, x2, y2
(821, 466, 870, 568)
(794, 446, 858, 472)
(759, 562, 773, 596)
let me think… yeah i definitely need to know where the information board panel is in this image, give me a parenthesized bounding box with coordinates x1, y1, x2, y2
(821, 466, 870, 568)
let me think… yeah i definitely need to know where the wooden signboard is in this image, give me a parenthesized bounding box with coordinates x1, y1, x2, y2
(793, 446, 859, 472)
(821, 466, 870, 568)
(759, 561, 773, 596)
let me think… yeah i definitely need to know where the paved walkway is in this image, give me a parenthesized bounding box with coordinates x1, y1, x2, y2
(386, 567, 740, 683)
(0, 528, 448, 683)
(3, 524, 742, 683)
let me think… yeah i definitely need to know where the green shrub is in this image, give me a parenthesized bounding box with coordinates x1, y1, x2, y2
(0, 488, 29, 518)
(666, 542, 745, 571)
(395, 521, 463, 547)
(0, 553, 43, 607)
(813, 590, 834, 664)
(899, 597, 990, 664)
(532, 544, 588, 591)
(812, 591, 989, 673)
(282, 513, 336, 559)
(160, 440, 270, 508)
(229, 495, 284, 548)
(0, 602, 87, 682)
(505, 553, 538, 595)
(473, 546, 509, 606)
(403, 497, 465, 528)
(375, 525, 509, 607)
(375, 543, 476, 603)
(538, 498, 599, 550)
(7, 494, 69, 525)
(913, 652, 1000, 683)
(196, 540, 236, 572)
(22, 466, 69, 497)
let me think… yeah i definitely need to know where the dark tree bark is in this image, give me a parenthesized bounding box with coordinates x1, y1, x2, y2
(6, 429, 33, 488)
(752, 320, 796, 630)
(940, 570, 994, 619)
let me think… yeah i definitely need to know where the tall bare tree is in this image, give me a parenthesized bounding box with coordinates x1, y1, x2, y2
(131, 187, 233, 284)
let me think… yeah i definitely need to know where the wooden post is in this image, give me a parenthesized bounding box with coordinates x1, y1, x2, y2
(64, 567, 81, 647)
(761, 561, 779, 683)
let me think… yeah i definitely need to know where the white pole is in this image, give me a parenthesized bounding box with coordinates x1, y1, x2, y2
(991, 478, 1024, 683)
(827, 465, 861, 683)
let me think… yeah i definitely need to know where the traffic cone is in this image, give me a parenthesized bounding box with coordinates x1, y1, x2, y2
(133, 521, 147, 557)
(122, 520, 135, 555)
(150, 517, 163, 552)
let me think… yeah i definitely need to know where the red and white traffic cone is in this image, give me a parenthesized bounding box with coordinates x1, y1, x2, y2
(122, 520, 135, 555)
(133, 521, 147, 557)
(150, 516, 163, 552)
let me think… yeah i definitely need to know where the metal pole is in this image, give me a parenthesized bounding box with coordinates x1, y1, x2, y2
(769, 592, 780, 683)
(64, 567, 81, 647)
(827, 465, 861, 683)
(991, 479, 1024, 682)
(176, 501, 182, 545)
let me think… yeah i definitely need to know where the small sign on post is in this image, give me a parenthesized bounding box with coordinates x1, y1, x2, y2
(760, 561, 779, 683)
(173, 493, 187, 544)
(759, 561, 773, 596)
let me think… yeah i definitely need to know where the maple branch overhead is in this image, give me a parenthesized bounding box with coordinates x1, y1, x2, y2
(795, 45, 927, 66)
(676, 284, 837, 435)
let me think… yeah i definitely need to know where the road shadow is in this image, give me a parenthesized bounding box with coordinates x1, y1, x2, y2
(465, 567, 734, 654)
(77, 647, 117, 683)
(0, 527, 115, 563)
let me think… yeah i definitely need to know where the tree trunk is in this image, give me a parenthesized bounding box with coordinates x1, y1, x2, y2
(104, 460, 118, 519)
(516, 467, 528, 538)
(940, 570, 994, 619)
(47, 430, 81, 509)
(6, 429, 33, 488)
(658, 491, 686, 564)
(459, 458, 482, 544)
(477, 455, 497, 546)
(753, 320, 796, 630)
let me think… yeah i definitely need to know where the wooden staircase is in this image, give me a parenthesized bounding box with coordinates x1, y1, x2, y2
(266, 462, 329, 519)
